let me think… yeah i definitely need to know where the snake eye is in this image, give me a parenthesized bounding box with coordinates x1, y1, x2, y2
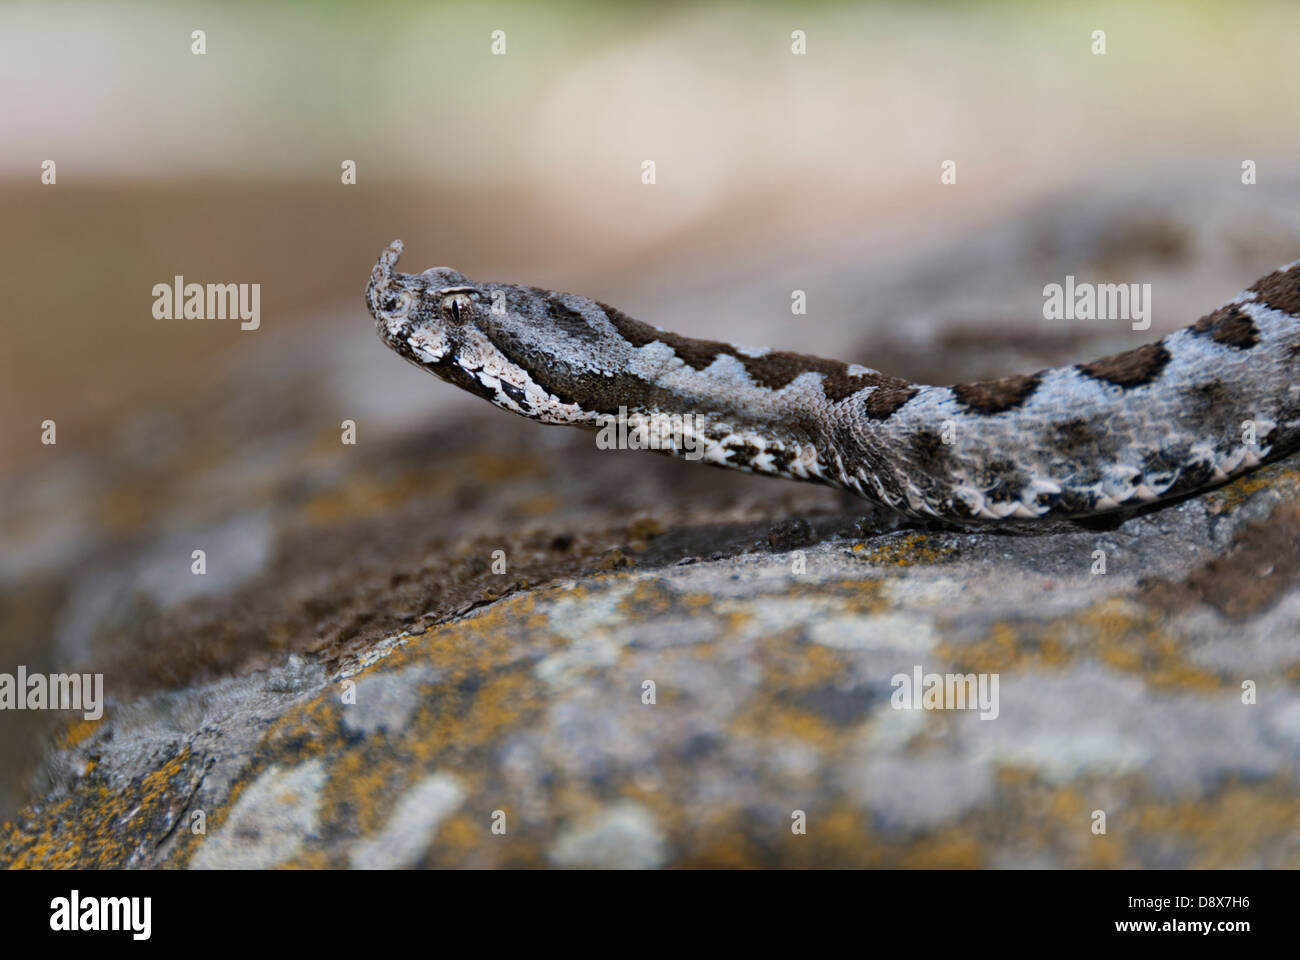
(380, 290, 412, 319)
(441, 292, 475, 323)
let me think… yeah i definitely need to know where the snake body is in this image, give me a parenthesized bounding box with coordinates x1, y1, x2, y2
(366, 240, 1300, 520)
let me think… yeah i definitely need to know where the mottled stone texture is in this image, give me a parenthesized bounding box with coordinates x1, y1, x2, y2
(4, 453, 1300, 869)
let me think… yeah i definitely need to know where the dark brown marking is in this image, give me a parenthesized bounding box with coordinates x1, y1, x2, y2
(599, 303, 731, 370)
(1051, 418, 1102, 459)
(741, 350, 842, 391)
(601, 302, 918, 413)
(1178, 379, 1247, 455)
(723, 439, 762, 468)
(1250, 263, 1300, 316)
(766, 445, 795, 473)
(978, 457, 1032, 504)
(860, 380, 919, 419)
(907, 428, 952, 475)
(950, 372, 1043, 414)
(1183, 378, 1231, 413)
(1190, 305, 1260, 349)
(598, 302, 661, 347)
(816, 365, 862, 401)
(546, 298, 602, 341)
(1077, 342, 1172, 388)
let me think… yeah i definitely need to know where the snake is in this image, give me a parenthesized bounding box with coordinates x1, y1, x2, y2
(366, 240, 1300, 520)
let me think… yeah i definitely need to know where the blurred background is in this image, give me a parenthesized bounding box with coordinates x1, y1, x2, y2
(3, 0, 1300, 828)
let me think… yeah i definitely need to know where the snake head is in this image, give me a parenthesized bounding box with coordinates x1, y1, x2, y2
(367, 241, 643, 426)
(367, 241, 591, 421)
(367, 240, 476, 367)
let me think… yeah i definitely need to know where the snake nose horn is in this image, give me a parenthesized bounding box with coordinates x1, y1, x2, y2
(366, 239, 404, 310)
(371, 239, 403, 288)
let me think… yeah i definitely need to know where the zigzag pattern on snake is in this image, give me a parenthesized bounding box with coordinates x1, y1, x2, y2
(366, 240, 1300, 520)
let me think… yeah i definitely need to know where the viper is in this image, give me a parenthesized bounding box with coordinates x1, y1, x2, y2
(366, 240, 1300, 521)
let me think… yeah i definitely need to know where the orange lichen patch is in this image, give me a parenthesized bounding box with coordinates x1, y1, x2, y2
(902, 826, 985, 868)
(409, 669, 542, 762)
(1203, 460, 1300, 514)
(1141, 658, 1224, 692)
(150, 696, 344, 867)
(617, 578, 681, 619)
(675, 804, 879, 869)
(834, 577, 890, 608)
(1077, 832, 1126, 869)
(1084, 603, 1156, 673)
(55, 716, 104, 750)
(288, 849, 334, 869)
(755, 636, 854, 693)
(260, 693, 345, 765)
(1024, 622, 1073, 667)
(425, 811, 552, 869)
(675, 825, 763, 869)
(429, 813, 482, 855)
(1042, 785, 1093, 825)
(936, 621, 1024, 673)
(162, 608, 555, 866)
(1, 746, 200, 869)
(939, 599, 1221, 693)
(376, 591, 551, 679)
(1081, 600, 1221, 692)
(966, 777, 1133, 868)
(851, 533, 959, 567)
(728, 700, 839, 750)
(315, 748, 412, 848)
(1129, 779, 1300, 868)
(681, 591, 720, 611)
(786, 806, 879, 868)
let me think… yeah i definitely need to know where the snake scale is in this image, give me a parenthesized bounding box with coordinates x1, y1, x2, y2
(366, 240, 1300, 521)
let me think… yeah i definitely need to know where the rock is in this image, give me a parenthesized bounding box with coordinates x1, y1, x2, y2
(4, 451, 1300, 868)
